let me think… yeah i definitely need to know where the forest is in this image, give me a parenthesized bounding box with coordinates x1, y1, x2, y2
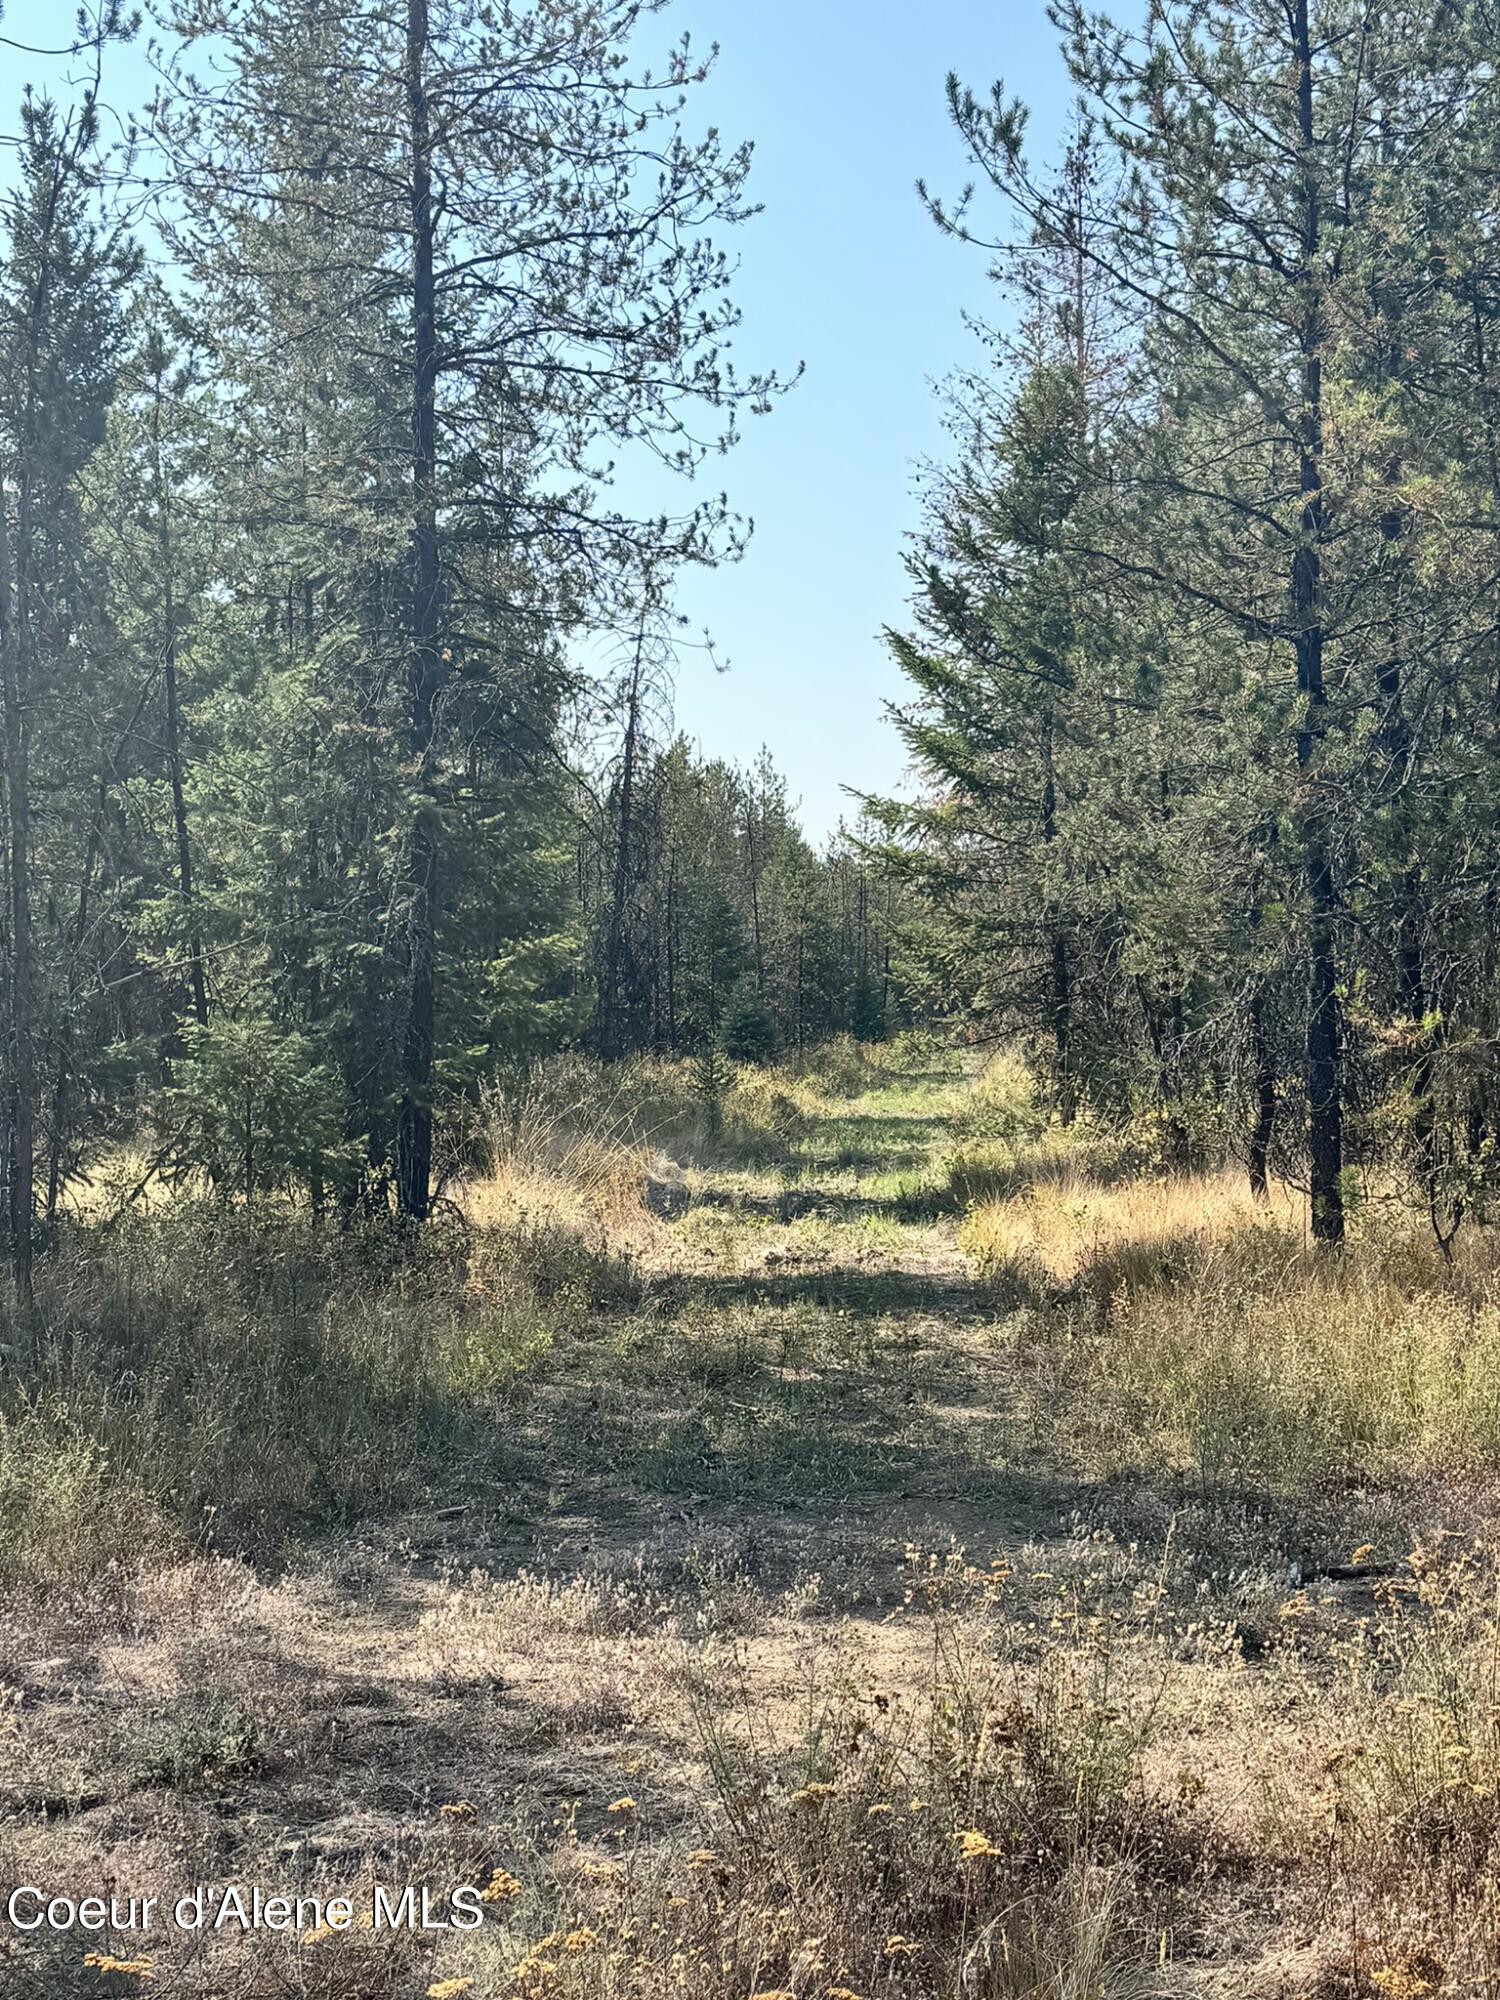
(0, 0, 902, 1279)
(10, 1, 1500, 1997)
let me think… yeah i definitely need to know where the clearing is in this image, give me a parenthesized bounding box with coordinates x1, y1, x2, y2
(3, 1051, 1495, 1997)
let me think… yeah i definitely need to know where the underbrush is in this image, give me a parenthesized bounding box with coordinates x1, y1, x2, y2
(3, 1038, 906, 1588)
(958, 1163, 1299, 1299)
(1256, 1538, 1500, 1994)
(955, 1092, 1500, 1497)
(412, 1550, 1177, 2000)
(1085, 1224, 1500, 1493)
(939, 1057, 1171, 1217)
(456, 1036, 889, 1198)
(0, 1202, 626, 1585)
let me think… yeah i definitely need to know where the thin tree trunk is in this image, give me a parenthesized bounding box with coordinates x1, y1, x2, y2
(745, 787, 764, 994)
(1248, 984, 1275, 1202)
(602, 601, 648, 1059)
(148, 356, 207, 1029)
(1041, 709, 1074, 1122)
(1292, 0, 1343, 1246)
(396, 0, 441, 1223)
(0, 473, 34, 1300)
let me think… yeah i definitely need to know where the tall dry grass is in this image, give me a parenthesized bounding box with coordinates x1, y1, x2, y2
(1092, 1223, 1500, 1491)
(959, 1162, 1301, 1298)
(0, 1040, 894, 1588)
(0, 1202, 621, 1584)
(453, 1045, 844, 1204)
(955, 1087, 1500, 1493)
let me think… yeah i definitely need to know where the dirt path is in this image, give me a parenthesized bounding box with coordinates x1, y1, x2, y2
(2, 1061, 1364, 1996)
(0, 1071, 1001, 1956)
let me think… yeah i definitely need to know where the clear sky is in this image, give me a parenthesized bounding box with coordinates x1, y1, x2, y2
(1, 0, 1076, 843)
(636, 0, 1075, 840)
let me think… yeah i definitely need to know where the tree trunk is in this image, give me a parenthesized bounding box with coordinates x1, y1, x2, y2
(0, 473, 34, 1300)
(1291, 0, 1343, 1245)
(1248, 984, 1275, 1202)
(745, 788, 764, 994)
(602, 603, 647, 1060)
(149, 357, 207, 1029)
(395, 0, 442, 1222)
(1041, 710, 1074, 1122)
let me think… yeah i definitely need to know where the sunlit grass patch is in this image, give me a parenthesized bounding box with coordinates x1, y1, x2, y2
(959, 1161, 1302, 1299)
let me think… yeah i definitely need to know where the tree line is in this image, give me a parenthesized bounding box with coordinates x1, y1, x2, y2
(0, 0, 902, 1292)
(870, 0, 1500, 1248)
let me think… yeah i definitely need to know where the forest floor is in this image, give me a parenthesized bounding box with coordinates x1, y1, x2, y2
(5, 1054, 1500, 1997)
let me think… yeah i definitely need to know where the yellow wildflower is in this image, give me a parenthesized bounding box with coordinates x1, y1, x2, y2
(438, 1800, 476, 1821)
(1370, 1955, 1445, 2000)
(563, 1928, 599, 1953)
(579, 1858, 622, 1882)
(83, 1958, 154, 1983)
(427, 1982, 475, 2000)
(787, 1781, 837, 1807)
(605, 1796, 636, 1813)
(884, 1934, 919, 1958)
(685, 1847, 720, 1870)
(480, 1867, 524, 1902)
(827, 1989, 864, 2000)
(957, 1827, 1001, 1860)
(907, 1797, 930, 1813)
(865, 1803, 893, 1818)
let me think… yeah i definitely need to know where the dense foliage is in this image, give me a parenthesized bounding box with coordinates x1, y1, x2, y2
(0, 0, 899, 1286)
(869, 1, 1500, 1245)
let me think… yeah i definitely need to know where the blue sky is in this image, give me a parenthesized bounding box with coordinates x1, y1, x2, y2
(638, 0, 1074, 839)
(2, 0, 1076, 842)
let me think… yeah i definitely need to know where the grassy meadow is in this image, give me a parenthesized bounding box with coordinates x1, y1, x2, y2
(6, 1044, 1500, 1995)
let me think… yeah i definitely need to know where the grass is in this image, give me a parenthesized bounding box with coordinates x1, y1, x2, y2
(11, 1041, 1500, 1993)
(957, 1141, 1500, 1495)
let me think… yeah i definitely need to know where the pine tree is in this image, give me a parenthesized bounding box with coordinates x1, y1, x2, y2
(0, 65, 135, 1291)
(159, 0, 791, 1217)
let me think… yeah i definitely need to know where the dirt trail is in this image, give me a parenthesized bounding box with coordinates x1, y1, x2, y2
(4, 1061, 1422, 1995)
(15, 1060, 1346, 2000)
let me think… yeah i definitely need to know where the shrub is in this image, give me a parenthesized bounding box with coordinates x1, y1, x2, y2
(719, 982, 779, 1063)
(160, 1013, 360, 1202)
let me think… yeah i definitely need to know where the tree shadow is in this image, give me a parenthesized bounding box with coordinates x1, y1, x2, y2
(690, 1185, 959, 1225)
(645, 1263, 988, 1322)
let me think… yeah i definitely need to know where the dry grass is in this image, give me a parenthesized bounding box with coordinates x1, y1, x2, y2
(958, 1162, 1301, 1297)
(0, 1201, 623, 1585)
(457, 1070, 662, 1257)
(2, 1544, 1178, 1998)
(1087, 1239, 1500, 1491)
(20, 1044, 1500, 1995)
(955, 1139, 1500, 1494)
(0, 1045, 891, 1591)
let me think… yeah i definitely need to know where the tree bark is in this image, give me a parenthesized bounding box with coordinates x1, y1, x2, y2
(0, 473, 34, 1300)
(396, 0, 442, 1222)
(1041, 709, 1074, 1122)
(1248, 984, 1275, 1202)
(601, 601, 648, 1060)
(148, 352, 208, 1029)
(1291, 0, 1343, 1245)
